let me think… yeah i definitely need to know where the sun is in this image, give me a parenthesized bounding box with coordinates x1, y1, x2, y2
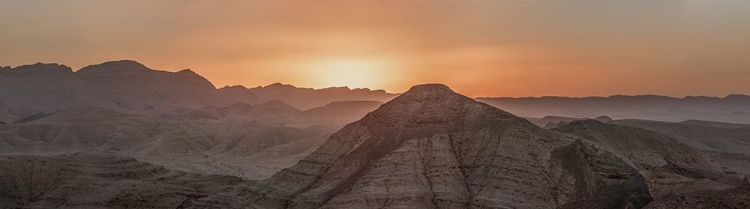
(311, 58, 387, 89)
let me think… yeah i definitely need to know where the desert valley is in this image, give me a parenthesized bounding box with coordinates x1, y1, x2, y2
(0, 61, 749, 208)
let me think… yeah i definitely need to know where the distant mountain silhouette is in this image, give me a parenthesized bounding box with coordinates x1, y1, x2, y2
(301, 101, 384, 125)
(0, 61, 395, 123)
(250, 83, 397, 110)
(478, 95, 750, 124)
(0, 61, 245, 121)
(218, 85, 261, 104)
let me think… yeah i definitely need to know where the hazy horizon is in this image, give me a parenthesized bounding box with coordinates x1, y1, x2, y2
(2, 0, 750, 98)
(4, 59, 750, 99)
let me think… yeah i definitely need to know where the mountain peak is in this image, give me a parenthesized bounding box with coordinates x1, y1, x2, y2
(396, 84, 458, 101)
(1, 63, 73, 76)
(220, 85, 248, 90)
(266, 83, 296, 88)
(353, 83, 525, 135)
(77, 60, 150, 74)
(725, 94, 750, 101)
(406, 83, 453, 93)
(177, 68, 196, 74)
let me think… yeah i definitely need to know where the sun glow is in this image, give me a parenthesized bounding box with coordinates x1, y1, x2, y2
(310, 58, 389, 89)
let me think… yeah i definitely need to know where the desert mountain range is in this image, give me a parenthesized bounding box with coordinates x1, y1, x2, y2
(0, 61, 394, 180)
(0, 60, 396, 124)
(1, 61, 749, 208)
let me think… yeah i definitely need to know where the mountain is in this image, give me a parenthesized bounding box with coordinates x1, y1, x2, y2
(478, 94, 750, 124)
(0, 61, 259, 123)
(526, 115, 587, 127)
(172, 100, 384, 128)
(0, 61, 397, 123)
(249, 83, 397, 110)
(174, 100, 300, 122)
(218, 85, 261, 105)
(186, 84, 653, 209)
(301, 101, 383, 125)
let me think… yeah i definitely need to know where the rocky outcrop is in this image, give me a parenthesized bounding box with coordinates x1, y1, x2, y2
(553, 140, 652, 209)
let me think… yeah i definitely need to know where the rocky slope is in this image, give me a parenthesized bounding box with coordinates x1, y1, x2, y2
(553, 120, 719, 172)
(643, 184, 750, 209)
(0, 155, 242, 208)
(0, 107, 336, 180)
(552, 120, 740, 199)
(610, 119, 750, 177)
(184, 84, 653, 209)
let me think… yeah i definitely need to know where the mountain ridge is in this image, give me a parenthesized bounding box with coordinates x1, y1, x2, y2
(0, 60, 395, 123)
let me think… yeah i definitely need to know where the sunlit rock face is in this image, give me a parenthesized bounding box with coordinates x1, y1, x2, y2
(185, 84, 653, 209)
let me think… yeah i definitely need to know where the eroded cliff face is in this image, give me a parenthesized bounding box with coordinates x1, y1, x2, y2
(183, 84, 653, 209)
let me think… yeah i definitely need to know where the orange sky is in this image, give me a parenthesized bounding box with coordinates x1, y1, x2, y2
(2, 0, 750, 97)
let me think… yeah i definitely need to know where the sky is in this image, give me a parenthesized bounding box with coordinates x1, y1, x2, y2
(1, 0, 749, 97)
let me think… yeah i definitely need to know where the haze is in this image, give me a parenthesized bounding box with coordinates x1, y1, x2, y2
(2, 0, 749, 97)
